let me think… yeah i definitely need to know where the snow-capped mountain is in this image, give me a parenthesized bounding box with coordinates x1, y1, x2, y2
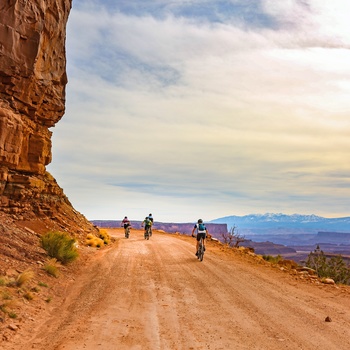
(211, 213, 350, 233)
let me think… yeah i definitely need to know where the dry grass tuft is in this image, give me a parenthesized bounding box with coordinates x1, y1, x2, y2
(43, 258, 60, 278)
(0, 294, 19, 318)
(24, 291, 34, 300)
(15, 269, 35, 287)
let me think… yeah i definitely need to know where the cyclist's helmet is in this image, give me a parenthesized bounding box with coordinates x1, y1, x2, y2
(198, 219, 203, 223)
(149, 213, 152, 216)
(124, 216, 127, 219)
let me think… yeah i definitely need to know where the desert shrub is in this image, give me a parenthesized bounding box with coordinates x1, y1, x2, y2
(306, 245, 350, 285)
(40, 231, 78, 264)
(86, 235, 105, 248)
(43, 258, 60, 278)
(262, 255, 282, 264)
(306, 245, 328, 277)
(326, 256, 350, 285)
(99, 229, 110, 244)
(221, 226, 246, 248)
(0, 277, 6, 286)
(15, 269, 34, 287)
(86, 237, 94, 246)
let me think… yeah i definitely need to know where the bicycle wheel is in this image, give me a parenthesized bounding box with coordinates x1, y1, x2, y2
(199, 247, 204, 261)
(198, 241, 204, 261)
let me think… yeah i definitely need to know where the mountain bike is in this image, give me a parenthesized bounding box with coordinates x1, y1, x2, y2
(144, 226, 151, 240)
(197, 237, 205, 261)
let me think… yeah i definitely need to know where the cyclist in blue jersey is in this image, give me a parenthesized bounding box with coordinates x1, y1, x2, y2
(191, 219, 208, 256)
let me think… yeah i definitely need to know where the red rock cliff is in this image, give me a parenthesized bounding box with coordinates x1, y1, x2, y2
(0, 0, 95, 233)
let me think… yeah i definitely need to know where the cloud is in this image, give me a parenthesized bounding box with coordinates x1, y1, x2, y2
(48, 0, 350, 222)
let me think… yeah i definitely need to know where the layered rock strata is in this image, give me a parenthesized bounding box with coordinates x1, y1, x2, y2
(0, 1, 96, 235)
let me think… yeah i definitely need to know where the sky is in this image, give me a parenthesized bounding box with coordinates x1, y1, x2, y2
(47, 0, 350, 223)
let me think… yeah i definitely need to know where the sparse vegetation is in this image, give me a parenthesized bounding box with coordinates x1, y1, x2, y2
(0, 292, 18, 319)
(86, 233, 105, 248)
(24, 291, 34, 300)
(1, 289, 11, 300)
(40, 231, 78, 264)
(0, 268, 55, 321)
(306, 245, 350, 285)
(8, 311, 17, 319)
(43, 258, 60, 278)
(32, 286, 40, 293)
(99, 229, 111, 245)
(221, 226, 246, 248)
(262, 254, 283, 264)
(15, 269, 34, 287)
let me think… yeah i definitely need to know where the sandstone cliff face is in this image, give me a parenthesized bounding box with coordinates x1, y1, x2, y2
(0, 1, 95, 235)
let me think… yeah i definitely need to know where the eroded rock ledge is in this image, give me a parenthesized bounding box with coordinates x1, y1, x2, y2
(0, 1, 96, 240)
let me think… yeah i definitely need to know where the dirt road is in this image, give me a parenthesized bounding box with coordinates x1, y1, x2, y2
(7, 229, 350, 350)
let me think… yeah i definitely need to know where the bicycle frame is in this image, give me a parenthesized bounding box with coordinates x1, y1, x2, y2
(144, 226, 151, 240)
(197, 237, 205, 261)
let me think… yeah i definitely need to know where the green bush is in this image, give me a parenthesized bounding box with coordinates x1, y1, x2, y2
(40, 231, 78, 264)
(306, 245, 350, 285)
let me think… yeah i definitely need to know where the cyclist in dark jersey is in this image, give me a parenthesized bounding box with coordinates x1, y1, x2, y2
(191, 219, 208, 256)
(148, 214, 154, 235)
(142, 216, 152, 236)
(121, 216, 131, 236)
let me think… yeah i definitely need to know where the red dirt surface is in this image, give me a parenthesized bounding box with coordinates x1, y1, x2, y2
(2, 228, 350, 350)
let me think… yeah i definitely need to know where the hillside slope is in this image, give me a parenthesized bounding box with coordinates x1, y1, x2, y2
(3, 229, 350, 350)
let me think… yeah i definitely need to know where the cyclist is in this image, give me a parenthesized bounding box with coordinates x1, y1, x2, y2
(121, 216, 131, 236)
(191, 219, 208, 256)
(142, 216, 152, 237)
(148, 213, 154, 235)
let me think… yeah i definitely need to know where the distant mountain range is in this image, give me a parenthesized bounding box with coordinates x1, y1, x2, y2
(211, 213, 350, 234)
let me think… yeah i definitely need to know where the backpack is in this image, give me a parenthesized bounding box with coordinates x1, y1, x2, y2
(198, 223, 206, 232)
(145, 218, 151, 226)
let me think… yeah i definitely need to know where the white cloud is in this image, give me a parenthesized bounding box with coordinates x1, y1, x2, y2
(48, 1, 350, 222)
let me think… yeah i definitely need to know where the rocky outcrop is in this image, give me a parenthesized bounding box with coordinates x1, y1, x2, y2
(0, 1, 96, 236)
